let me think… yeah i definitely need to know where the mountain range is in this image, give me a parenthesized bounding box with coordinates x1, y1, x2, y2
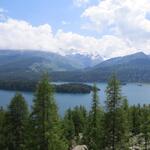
(0, 50, 103, 81)
(0, 50, 150, 82)
(0, 50, 103, 70)
(50, 52, 150, 82)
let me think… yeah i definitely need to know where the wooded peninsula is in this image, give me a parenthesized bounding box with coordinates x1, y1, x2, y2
(0, 80, 97, 93)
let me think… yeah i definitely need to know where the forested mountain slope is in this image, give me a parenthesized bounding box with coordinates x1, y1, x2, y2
(1, 51, 150, 82)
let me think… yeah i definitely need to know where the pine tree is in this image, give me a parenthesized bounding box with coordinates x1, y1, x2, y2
(120, 98, 130, 149)
(6, 93, 29, 150)
(63, 108, 76, 148)
(29, 74, 68, 150)
(141, 104, 150, 150)
(85, 84, 103, 150)
(130, 104, 142, 135)
(104, 74, 129, 150)
(72, 106, 87, 138)
(64, 106, 87, 149)
(0, 107, 6, 149)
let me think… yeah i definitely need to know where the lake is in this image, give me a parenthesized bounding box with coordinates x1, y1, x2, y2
(0, 83, 150, 115)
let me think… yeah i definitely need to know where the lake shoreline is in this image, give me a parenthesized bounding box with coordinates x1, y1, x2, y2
(0, 81, 100, 94)
(1, 83, 150, 115)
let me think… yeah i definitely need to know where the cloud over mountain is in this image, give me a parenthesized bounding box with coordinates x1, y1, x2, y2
(0, 18, 136, 58)
(82, 0, 150, 55)
(0, 0, 150, 59)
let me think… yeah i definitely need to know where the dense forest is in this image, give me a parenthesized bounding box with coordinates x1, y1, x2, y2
(0, 80, 96, 93)
(0, 74, 150, 150)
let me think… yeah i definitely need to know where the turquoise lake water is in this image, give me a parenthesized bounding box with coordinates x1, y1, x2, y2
(0, 83, 150, 115)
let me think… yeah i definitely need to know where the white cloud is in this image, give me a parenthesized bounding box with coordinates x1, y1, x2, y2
(1, 1, 150, 59)
(0, 19, 58, 52)
(2, 0, 150, 59)
(82, 0, 150, 34)
(55, 30, 137, 58)
(81, 0, 150, 57)
(0, 18, 138, 58)
(73, 0, 89, 7)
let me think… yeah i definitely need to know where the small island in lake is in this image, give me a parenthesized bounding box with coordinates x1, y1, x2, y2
(53, 83, 100, 93)
(0, 80, 99, 94)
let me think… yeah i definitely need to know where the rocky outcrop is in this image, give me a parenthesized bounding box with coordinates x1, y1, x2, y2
(72, 145, 88, 150)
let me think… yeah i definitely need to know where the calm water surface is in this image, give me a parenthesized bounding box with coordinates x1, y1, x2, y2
(0, 83, 150, 115)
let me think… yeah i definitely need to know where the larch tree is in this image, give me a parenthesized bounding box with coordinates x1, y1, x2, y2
(85, 84, 103, 150)
(141, 104, 150, 150)
(6, 93, 29, 150)
(63, 108, 76, 148)
(104, 74, 129, 150)
(0, 107, 7, 149)
(29, 74, 68, 150)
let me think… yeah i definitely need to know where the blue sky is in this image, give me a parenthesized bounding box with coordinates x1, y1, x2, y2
(0, 0, 98, 35)
(0, 0, 150, 58)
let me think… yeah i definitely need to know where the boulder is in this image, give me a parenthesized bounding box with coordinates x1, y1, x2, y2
(72, 145, 88, 150)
